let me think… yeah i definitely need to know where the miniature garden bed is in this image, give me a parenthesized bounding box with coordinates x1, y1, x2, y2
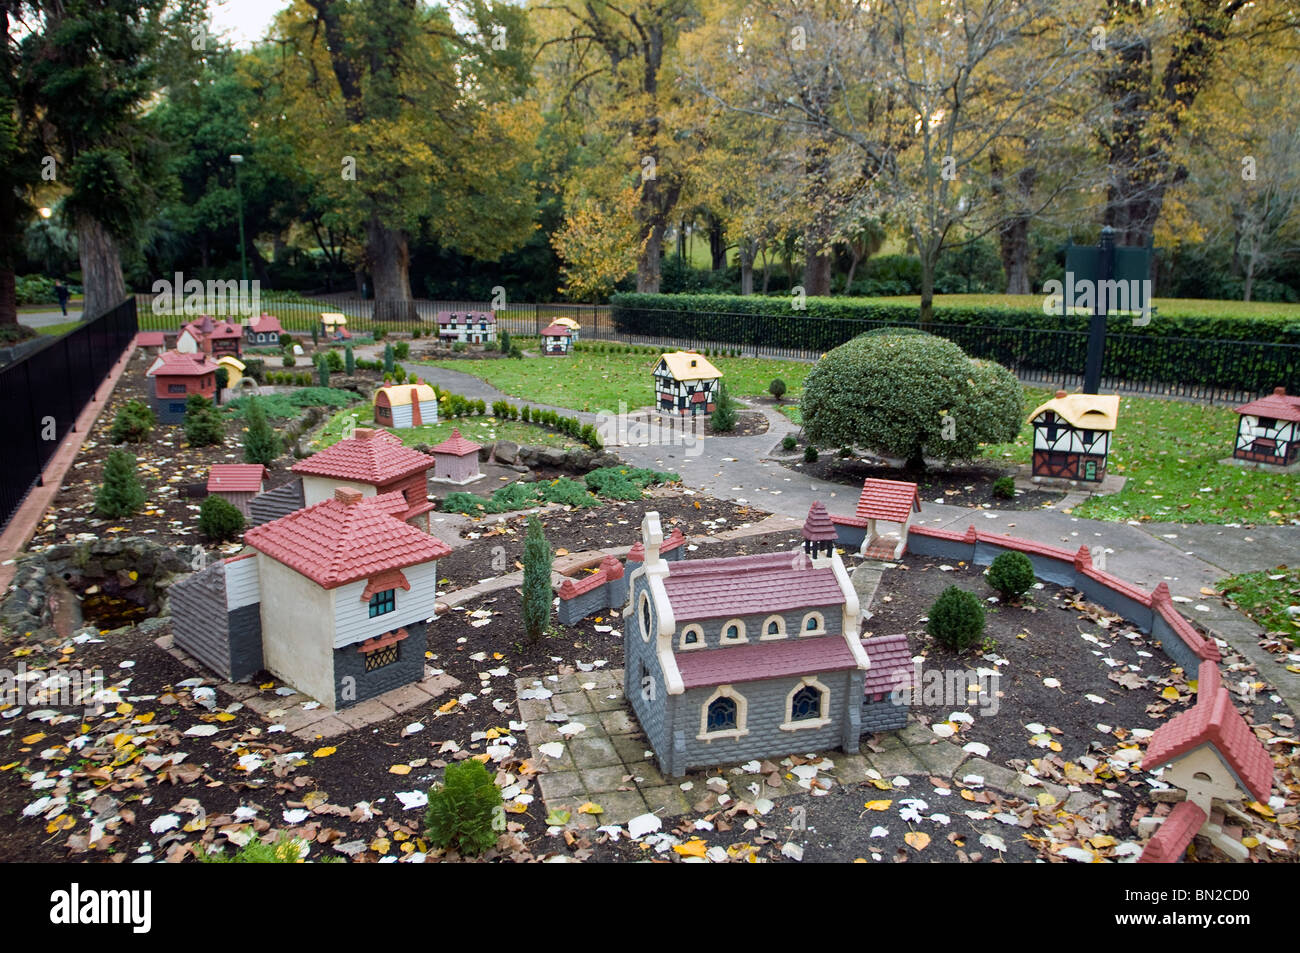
(708, 409, 768, 437)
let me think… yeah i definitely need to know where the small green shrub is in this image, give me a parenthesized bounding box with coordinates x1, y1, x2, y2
(509, 344, 523, 359)
(109, 400, 155, 444)
(281, 351, 295, 368)
(452, 341, 468, 353)
(325, 350, 344, 372)
(242, 396, 280, 464)
(316, 354, 331, 387)
(424, 759, 502, 856)
(781, 434, 797, 452)
(804, 445, 819, 463)
(383, 342, 396, 373)
(394, 341, 411, 360)
(198, 833, 309, 864)
(986, 551, 1036, 603)
(522, 515, 553, 644)
(927, 586, 986, 650)
(183, 394, 224, 447)
(198, 494, 245, 541)
(344, 346, 355, 375)
(94, 449, 146, 518)
(992, 475, 1016, 499)
(710, 382, 736, 432)
(215, 366, 229, 391)
(769, 379, 787, 401)
(521, 405, 531, 422)
(499, 329, 511, 353)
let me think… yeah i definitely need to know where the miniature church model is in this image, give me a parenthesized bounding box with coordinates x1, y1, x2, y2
(1231, 387, 1300, 469)
(373, 382, 439, 429)
(1027, 390, 1119, 483)
(653, 350, 722, 417)
(1138, 661, 1273, 862)
(540, 322, 573, 356)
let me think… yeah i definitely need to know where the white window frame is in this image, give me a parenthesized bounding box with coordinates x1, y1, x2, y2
(679, 623, 705, 651)
(800, 611, 826, 636)
(719, 618, 747, 645)
(639, 590, 653, 643)
(780, 677, 832, 731)
(760, 614, 787, 641)
(698, 685, 749, 741)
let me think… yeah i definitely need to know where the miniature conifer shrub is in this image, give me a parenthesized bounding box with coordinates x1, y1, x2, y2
(781, 434, 797, 452)
(316, 354, 331, 387)
(509, 344, 523, 359)
(215, 366, 229, 391)
(412, 328, 422, 339)
(769, 378, 787, 401)
(311, 325, 319, 346)
(95, 449, 146, 518)
(374, 328, 386, 340)
(184, 394, 224, 447)
(394, 341, 410, 360)
(474, 399, 487, 415)
(281, 351, 295, 368)
(986, 551, 1036, 603)
(521, 405, 531, 422)
(424, 758, 502, 856)
(344, 345, 355, 375)
(109, 400, 155, 444)
(927, 586, 986, 651)
(243, 396, 280, 465)
(198, 494, 245, 541)
(992, 475, 1016, 499)
(710, 382, 736, 432)
(383, 342, 395, 373)
(499, 330, 511, 353)
(522, 515, 552, 643)
(326, 350, 344, 372)
(278, 332, 292, 349)
(804, 445, 818, 463)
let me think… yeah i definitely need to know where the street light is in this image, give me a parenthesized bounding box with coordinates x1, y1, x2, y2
(229, 154, 247, 284)
(37, 207, 53, 274)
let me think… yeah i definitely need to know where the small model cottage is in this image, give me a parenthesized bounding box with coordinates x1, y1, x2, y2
(435, 311, 496, 345)
(291, 427, 435, 530)
(170, 488, 451, 709)
(551, 316, 580, 341)
(1232, 387, 1300, 469)
(1027, 390, 1119, 483)
(429, 428, 483, 485)
(244, 314, 284, 346)
(374, 383, 439, 429)
(852, 478, 921, 560)
(135, 331, 166, 356)
(216, 355, 246, 390)
(145, 350, 219, 423)
(623, 506, 870, 777)
(177, 315, 243, 358)
(207, 464, 267, 517)
(653, 351, 722, 417)
(320, 312, 350, 340)
(540, 323, 573, 356)
(1139, 661, 1273, 863)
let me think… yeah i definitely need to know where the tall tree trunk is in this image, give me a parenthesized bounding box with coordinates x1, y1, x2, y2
(708, 215, 726, 271)
(843, 250, 863, 294)
(739, 238, 755, 295)
(637, 219, 666, 293)
(918, 245, 937, 329)
(802, 232, 833, 297)
(999, 219, 1032, 295)
(365, 215, 414, 320)
(77, 215, 125, 321)
(0, 268, 15, 328)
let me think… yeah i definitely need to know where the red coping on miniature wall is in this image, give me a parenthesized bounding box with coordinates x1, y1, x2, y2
(1136, 800, 1208, 864)
(625, 527, 686, 564)
(356, 628, 409, 654)
(908, 524, 1219, 662)
(558, 556, 625, 598)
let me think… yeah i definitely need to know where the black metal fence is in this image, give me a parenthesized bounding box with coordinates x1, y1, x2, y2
(0, 298, 138, 530)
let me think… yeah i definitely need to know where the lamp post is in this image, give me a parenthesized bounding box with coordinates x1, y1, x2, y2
(37, 207, 53, 274)
(229, 154, 247, 284)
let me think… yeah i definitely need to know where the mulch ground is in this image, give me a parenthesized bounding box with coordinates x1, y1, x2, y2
(708, 409, 769, 437)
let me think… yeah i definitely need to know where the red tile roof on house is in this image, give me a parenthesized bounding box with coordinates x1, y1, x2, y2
(207, 464, 266, 494)
(1137, 800, 1207, 864)
(662, 550, 845, 620)
(855, 478, 921, 523)
(1143, 661, 1273, 802)
(541, 323, 572, 337)
(675, 635, 859, 689)
(1234, 387, 1300, 423)
(247, 314, 283, 335)
(802, 501, 838, 541)
(136, 331, 165, 347)
(429, 428, 481, 457)
(861, 634, 914, 697)
(147, 350, 219, 377)
(436, 311, 495, 325)
(291, 427, 433, 485)
(244, 488, 450, 589)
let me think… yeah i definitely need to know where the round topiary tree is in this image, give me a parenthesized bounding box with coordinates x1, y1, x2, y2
(198, 494, 245, 541)
(801, 331, 1021, 471)
(927, 585, 986, 651)
(769, 378, 787, 401)
(986, 551, 1036, 604)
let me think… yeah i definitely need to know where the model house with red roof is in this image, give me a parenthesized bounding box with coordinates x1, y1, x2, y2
(844, 478, 921, 560)
(145, 350, 219, 423)
(290, 427, 435, 530)
(429, 428, 483, 485)
(207, 464, 267, 517)
(1232, 387, 1300, 469)
(1139, 660, 1274, 863)
(135, 331, 166, 356)
(170, 487, 452, 708)
(435, 310, 496, 345)
(177, 315, 243, 359)
(540, 323, 573, 356)
(623, 504, 874, 777)
(244, 314, 284, 347)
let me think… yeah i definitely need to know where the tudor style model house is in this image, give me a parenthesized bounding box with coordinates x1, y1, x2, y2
(290, 427, 435, 530)
(170, 488, 451, 709)
(1027, 390, 1119, 482)
(435, 310, 497, 345)
(540, 322, 573, 356)
(653, 351, 722, 417)
(1232, 387, 1300, 468)
(244, 313, 284, 346)
(145, 350, 219, 423)
(623, 505, 870, 777)
(373, 382, 439, 429)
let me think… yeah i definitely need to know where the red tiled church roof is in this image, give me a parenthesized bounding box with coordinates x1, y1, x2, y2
(675, 636, 859, 689)
(208, 464, 266, 494)
(1235, 387, 1300, 423)
(1142, 661, 1272, 802)
(244, 487, 450, 589)
(662, 550, 845, 620)
(429, 428, 481, 457)
(855, 478, 921, 523)
(1137, 800, 1207, 864)
(292, 428, 432, 485)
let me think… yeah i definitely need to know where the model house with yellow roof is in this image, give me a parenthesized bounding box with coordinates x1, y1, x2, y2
(1027, 390, 1119, 482)
(653, 350, 722, 417)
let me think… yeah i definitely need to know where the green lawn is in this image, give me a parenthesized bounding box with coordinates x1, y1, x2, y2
(311, 403, 578, 452)
(1217, 566, 1300, 649)
(419, 349, 811, 413)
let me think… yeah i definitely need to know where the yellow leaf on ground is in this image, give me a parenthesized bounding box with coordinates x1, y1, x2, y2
(577, 801, 604, 815)
(1248, 801, 1276, 819)
(960, 790, 977, 801)
(438, 699, 459, 713)
(673, 839, 708, 857)
(370, 837, 390, 855)
(1161, 686, 1180, 700)
(555, 548, 569, 556)
(864, 800, 892, 811)
(115, 703, 133, 715)
(1090, 835, 1117, 848)
(868, 778, 892, 790)
(312, 746, 337, 758)
(1037, 792, 1058, 807)
(214, 712, 236, 722)
(389, 764, 412, 775)
(904, 831, 931, 850)
(21, 733, 45, 745)
(134, 712, 154, 724)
